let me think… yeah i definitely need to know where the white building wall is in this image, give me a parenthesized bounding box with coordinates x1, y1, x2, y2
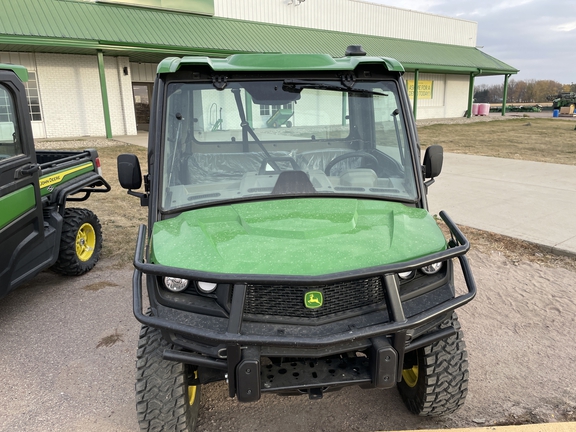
(404, 73, 470, 119)
(107, 56, 137, 136)
(215, 0, 477, 47)
(444, 75, 470, 118)
(0, 51, 46, 139)
(35, 53, 103, 138)
(130, 62, 157, 82)
(33, 53, 135, 138)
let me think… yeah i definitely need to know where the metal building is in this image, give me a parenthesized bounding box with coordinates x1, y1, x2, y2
(0, 0, 517, 139)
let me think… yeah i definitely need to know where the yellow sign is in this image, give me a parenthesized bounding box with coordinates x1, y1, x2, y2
(97, 0, 215, 15)
(406, 80, 434, 100)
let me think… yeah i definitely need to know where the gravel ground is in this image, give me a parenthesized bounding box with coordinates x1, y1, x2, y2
(1, 251, 575, 432)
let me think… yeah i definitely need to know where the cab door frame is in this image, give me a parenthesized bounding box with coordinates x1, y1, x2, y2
(0, 68, 44, 298)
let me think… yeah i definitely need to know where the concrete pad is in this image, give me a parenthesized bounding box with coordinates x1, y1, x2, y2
(113, 132, 148, 147)
(429, 153, 576, 256)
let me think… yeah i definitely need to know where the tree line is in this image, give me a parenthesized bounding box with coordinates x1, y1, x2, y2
(474, 80, 576, 104)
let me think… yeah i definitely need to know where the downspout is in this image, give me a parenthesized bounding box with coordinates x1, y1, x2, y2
(245, 92, 253, 128)
(97, 50, 113, 138)
(501, 74, 511, 116)
(467, 70, 482, 119)
(413, 69, 420, 119)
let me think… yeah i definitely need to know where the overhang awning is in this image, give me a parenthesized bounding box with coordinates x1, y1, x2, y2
(0, 0, 518, 76)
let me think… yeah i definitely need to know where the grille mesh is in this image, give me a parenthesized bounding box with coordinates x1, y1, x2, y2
(243, 277, 385, 319)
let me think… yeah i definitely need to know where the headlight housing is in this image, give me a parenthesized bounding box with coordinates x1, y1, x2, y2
(397, 271, 415, 280)
(397, 261, 444, 280)
(163, 277, 189, 292)
(421, 262, 443, 275)
(197, 281, 218, 294)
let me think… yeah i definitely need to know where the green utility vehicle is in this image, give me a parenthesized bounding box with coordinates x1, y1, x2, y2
(266, 107, 293, 128)
(0, 64, 110, 299)
(118, 46, 476, 431)
(548, 91, 576, 110)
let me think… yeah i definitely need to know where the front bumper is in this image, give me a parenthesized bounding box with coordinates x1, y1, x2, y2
(132, 211, 476, 401)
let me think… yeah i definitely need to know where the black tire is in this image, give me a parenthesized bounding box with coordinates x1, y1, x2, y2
(51, 208, 102, 276)
(397, 313, 469, 416)
(136, 323, 201, 432)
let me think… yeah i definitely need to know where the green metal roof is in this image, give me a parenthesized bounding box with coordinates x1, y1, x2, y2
(0, 63, 28, 82)
(0, 0, 518, 76)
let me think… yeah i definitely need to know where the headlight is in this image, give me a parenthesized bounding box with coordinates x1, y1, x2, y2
(163, 277, 189, 292)
(197, 281, 217, 294)
(421, 262, 443, 275)
(397, 271, 414, 280)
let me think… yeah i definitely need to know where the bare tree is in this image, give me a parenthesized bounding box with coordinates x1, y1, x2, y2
(475, 79, 566, 103)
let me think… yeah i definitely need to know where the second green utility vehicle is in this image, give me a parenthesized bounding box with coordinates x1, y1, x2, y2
(0, 64, 110, 299)
(118, 46, 476, 431)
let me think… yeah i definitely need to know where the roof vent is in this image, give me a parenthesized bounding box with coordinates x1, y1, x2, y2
(345, 45, 367, 56)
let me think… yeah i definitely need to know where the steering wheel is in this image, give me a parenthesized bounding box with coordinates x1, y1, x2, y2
(258, 156, 301, 175)
(324, 151, 379, 176)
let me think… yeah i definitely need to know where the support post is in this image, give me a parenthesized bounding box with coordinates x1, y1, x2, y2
(341, 92, 347, 126)
(97, 50, 113, 139)
(467, 72, 476, 119)
(501, 74, 511, 116)
(245, 92, 253, 128)
(413, 69, 420, 119)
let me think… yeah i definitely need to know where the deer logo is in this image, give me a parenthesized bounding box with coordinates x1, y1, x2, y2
(304, 291, 323, 309)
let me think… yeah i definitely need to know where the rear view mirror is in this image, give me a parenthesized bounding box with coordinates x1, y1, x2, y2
(118, 154, 148, 206)
(423, 145, 443, 179)
(117, 153, 142, 190)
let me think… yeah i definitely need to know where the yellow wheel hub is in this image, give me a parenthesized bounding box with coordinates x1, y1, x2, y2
(402, 365, 419, 388)
(188, 370, 198, 405)
(76, 223, 96, 262)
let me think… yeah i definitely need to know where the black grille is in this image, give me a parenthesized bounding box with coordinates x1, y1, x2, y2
(243, 277, 385, 319)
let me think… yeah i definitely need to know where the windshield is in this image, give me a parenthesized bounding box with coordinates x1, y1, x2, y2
(161, 79, 417, 211)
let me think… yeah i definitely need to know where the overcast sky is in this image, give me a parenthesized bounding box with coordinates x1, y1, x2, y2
(367, 0, 576, 86)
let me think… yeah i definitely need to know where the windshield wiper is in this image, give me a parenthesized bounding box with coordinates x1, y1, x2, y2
(283, 79, 388, 96)
(231, 88, 281, 171)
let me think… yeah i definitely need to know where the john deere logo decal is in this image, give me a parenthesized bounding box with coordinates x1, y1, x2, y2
(304, 291, 323, 309)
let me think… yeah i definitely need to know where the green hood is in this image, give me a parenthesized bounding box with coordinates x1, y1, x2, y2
(150, 198, 446, 276)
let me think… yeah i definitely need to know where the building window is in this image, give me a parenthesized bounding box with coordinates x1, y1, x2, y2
(260, 103, 292, 116)
(23, 71, 42, 121)
(260, 105, 270, 116)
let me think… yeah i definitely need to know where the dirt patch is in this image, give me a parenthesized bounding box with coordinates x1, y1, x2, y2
(96, 329, 124, 348)
(439, 222, 576, 272)
(417, 118, 576, 166)
(83, 281, 120, 291)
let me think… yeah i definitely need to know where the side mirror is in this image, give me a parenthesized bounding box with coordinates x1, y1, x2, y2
(117, 153, 142, 190)
(423, 145, 443, 179)
(117, 153, 148, 206)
